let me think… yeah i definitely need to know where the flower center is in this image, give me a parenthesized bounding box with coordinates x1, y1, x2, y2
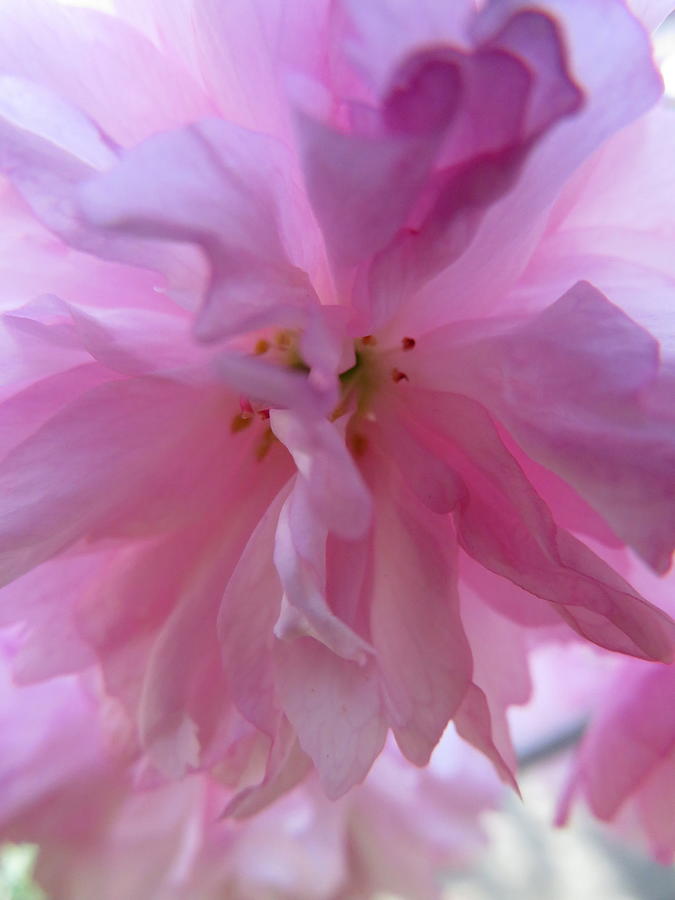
(229, 331, 416, 460)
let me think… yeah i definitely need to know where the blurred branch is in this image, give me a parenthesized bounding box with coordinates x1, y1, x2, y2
(516, 719, 587, 771)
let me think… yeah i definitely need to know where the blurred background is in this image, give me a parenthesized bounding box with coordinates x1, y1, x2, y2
(3, 761, 675, 900)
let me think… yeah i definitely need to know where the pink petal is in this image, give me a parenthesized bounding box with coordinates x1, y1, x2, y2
(368, 458, 472, 765)
(0, 182, 171, 317)
(272, 481, 373, 662)
(422, 282, 675, 573)
(215, 353, 335, 420)
(79, 120, 320, 341)
(0, 78, 200, 299)
(402, 389, 675, 661)
(224, 721, 312, 819)
(376, 401, 465, 514)
(274, 636, 386, 798)
(453, 590, 532, 787)
(299, 6, 581, 330)
(628, 0, 675, 30)
(270, 411, 372, 539)
(295, 112, 440, 275)
(408, 0, 662, 332)
(0, 644, 108, 827)
(636, 751, 675, 864)
(137, 445, 292, 775)
(561, 662, 675, 822)
(0, 552, 102, 682)
(453, 684, 519, 790)
(120, 0, 334, 142)
(0, 361, 117, 460)
(218, 487, 287, 736)
(0, 0, 212, 145)
(0, 374, 236, 587)
(338, 0, 472, 92)
(5, 295, 199, 377)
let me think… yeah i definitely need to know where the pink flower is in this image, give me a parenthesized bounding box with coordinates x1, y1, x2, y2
(0, 638, 502, 900)
(558, 658, 675, 864)
(0, 629, 141, 874)
(554, 559, 675, 863)
(0, 0, 674, 804)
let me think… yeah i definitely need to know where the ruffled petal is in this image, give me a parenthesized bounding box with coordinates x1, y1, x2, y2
(396, 388, 675, 661)
(453, 590, 532, 787)
(218, 486, 287, 736)
(0, 0, 212, 145)
(5, 295, 199, 377)
(559, 662, 675, 829)
(629, 0, 675, 30)
(271, 411, 372, 539)
(298, 5, 581, 329)
(79, 120, 321, 340)
(0, 374, 234, 587)
(416, 282, 675, 573)
(368, 455, 472, 765)
(0, 78, 201, 300)
(272, 480, 373, 662)
(408, 0, 662, 332)
(223, 719, 312, 819)
(274, 636, 387, 798)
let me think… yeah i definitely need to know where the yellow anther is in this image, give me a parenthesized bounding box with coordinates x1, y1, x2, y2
(348, 432, 369, 458)
(256, 427, 276, 461)
(230, 413, 253, 434)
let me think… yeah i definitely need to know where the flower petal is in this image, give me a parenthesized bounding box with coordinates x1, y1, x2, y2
(272, 481, 373, 662)
(274, 636, 387, 798)
(0, 77, 200, 299)
(0, 0, 211, 145)
(270, 411, 372, 539)
(420, 282, 675, 573)
(368, 455, 472, 765)
(401, 389, 675, 661)
(79, 120, 320, 340)
(409, 0, 662, 331)
(218, 486, 287, 736)
(0, 375, 237, 586)
(559, 662, 675, 824)
(299, 6, 581, 329)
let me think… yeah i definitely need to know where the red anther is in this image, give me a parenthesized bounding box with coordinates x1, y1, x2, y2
(254, 338, 270, 355)
(401, 336, 416, 351)
(391, 368, 409, 383)
(361, 335, 377, 346)
(258, 408, 271, 421)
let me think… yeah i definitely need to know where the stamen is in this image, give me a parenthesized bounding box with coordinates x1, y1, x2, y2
(348, 432, 369, 458)
(256, 427, 276, 461)
(257, 408, 270, 421)
(401, 336, 416, 351)
(391, 368, 409, 383)
(361, 335, 377, 346)
(254, 338, 270, 355)
(230, 413, 253, 433)
(275, 330, 292, 350)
